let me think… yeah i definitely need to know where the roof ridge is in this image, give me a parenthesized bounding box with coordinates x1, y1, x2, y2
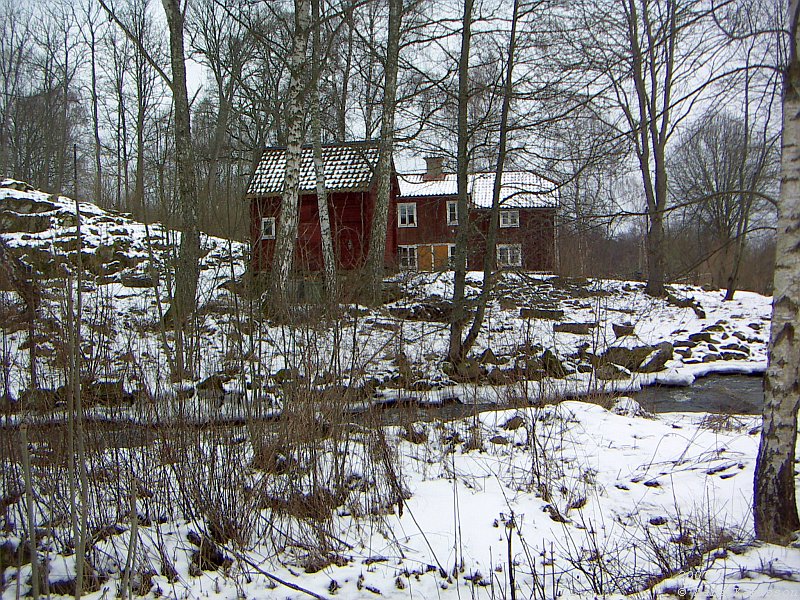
(260, 139, 380, 152)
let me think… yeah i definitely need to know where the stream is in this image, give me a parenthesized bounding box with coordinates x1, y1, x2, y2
(374, 374, 766, 425)
(635, 374, 764, 415)
(2, 375, 766, 449)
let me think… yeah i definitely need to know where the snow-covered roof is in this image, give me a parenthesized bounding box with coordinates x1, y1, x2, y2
(246, 142, 381, 196)
(398, 171, 558, 209)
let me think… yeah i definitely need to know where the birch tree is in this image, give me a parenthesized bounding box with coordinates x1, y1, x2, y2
(311, 0, 337, 294)
(753, 0, 800, 544)
(272, 0, 311, 298)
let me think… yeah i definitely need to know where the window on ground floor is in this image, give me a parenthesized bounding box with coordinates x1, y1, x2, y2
(260, 216, 276, 239)
(447, 244, 456, 267)
(398, 245, 418, 269)
(497, 243, 522, 267)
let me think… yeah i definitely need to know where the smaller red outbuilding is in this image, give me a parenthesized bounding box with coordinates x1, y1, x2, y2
(246, 141, 399, 272)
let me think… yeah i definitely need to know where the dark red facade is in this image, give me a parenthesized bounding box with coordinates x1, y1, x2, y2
(249, 182, 400, 273)
(395, 195, 556, 271)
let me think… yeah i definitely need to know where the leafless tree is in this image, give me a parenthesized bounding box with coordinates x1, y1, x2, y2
(570, 0, 728, 296)
(0, 0, 33, 179)
(753, 0, 800, 545)
(365, 0, 403, 303)
(272, 0, 311, 299)
(669, 108, 778, 294)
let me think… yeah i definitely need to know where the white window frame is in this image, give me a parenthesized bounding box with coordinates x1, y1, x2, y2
(260, 216, 276, 239)
(497, 244, 522, 267)
(447, 244, 456, 268)
(446, 200, 459, 225)
(398, 202, 418, 228)
(500, 209, 520, 228)
(398, 245, 418, 270)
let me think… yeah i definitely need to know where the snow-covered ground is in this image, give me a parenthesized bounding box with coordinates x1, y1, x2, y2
(2, 180, 799, 599)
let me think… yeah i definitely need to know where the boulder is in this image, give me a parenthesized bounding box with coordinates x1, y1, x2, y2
(595, 363, 630, 381)
(541, 349, 567, 378)
(503, 415, 525, 430)
(0, 212, 50, 233)
(553, 322, 597, 335)
(689, 332, 718, 344)
(513, 357, 545, 381)
(612, 323, 635, 338)
(520, 307, 564, 320)
(638, 342, 674, 373)
(84, 379, 134, 405)
(601, 346, 654, 371)
(479, 348, 502, 365)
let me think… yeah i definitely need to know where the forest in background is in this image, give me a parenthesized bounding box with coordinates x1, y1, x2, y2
(0, 0, 781, 294)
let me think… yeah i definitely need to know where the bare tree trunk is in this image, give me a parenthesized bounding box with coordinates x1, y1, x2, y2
(460, 0, 519, 356)
(365, 0, 402, 304)
(311, 0, 337, 296)
(337, 9, 355, 141)
(79, 1, 103, 206)
(448, 0, 473, 364)
(272, 0, 311, 299)
(753, 0, 800, 543)
(162, 0, 200, 377)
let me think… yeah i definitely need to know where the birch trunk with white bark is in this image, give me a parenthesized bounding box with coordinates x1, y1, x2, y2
(753, 0, 800, 543)
(311, 0, 337, 296)
(272, 0, 311, 298)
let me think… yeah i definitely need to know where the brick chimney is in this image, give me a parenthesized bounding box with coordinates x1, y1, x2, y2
(423, 156, 445, 181)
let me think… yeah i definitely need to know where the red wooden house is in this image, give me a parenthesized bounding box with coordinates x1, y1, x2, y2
(246, 145, 557, 274)
(246, 141, 399, 272)
(395, 157, 557, 271)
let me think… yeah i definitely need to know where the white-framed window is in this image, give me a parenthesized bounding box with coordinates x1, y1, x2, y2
(260, 216, 276, 239)
(500, 209, 520, 228)
(447, 244, 456, 267)
(398, 245, 418, 270)
(446, 200, 459, 225)
(497, 244, 522, 267)
(398, 203, 418, 228)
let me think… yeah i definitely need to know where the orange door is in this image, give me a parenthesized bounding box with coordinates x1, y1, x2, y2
(418, 245, 433, 271)
(432, 245, 450, 270)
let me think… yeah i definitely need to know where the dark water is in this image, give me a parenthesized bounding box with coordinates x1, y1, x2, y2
(372, 374, 766, 425)
(630, 374, 764, 415)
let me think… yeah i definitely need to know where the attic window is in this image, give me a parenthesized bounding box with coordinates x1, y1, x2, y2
(500, 210, 519, 228)
(398, 203, 417, 228)
(446, 201, 459, 225)
(260, 217, 276, 239)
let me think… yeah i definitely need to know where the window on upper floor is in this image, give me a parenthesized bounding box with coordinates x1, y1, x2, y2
(261, 216, 276, 239)
(497, 244, 522, 267)
(500, 209, 520, 228)
(398, 203, 417, 227)
(446, 201, 459, 225)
